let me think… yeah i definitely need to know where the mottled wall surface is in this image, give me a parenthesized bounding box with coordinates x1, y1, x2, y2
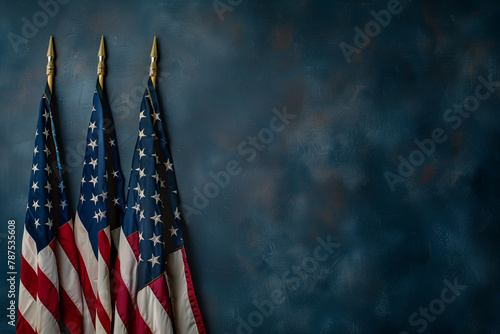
(1, 0, 500, 333)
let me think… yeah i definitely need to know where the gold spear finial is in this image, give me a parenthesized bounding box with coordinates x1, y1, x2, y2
(97, 36, 106, 89)
(46, 36, 55, 93)
(149, 36, 158, 87)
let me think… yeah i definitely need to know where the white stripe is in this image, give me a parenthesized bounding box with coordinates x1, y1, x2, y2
(75, 213, 99, 333)
(21, 226, 37, 274)
(37, 296, 60, 334)
(96, 226, 111, 334)
(137, 277, 174, 334)
(18, 281, 37, 331)
(74, 213, 99, 296)
(166, 249, 199, 334)
(38, 243, 59, 288)
(81, 291, 95, 334)
(112, 313, 127, 334)
(117, 227, 138, 303)
(55, 221, 83, 313)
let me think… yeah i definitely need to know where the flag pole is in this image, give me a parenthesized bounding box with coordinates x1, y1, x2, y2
(98, 35, 106, 89)
(149, 36, 158, 87)
(46, 36, 55, 93)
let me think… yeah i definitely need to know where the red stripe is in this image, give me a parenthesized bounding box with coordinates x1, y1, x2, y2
(114, 256, 137, 332)
(96, 230, 111, 333)
(76, 248, 97, 326)
(136, 309, 153, 334)
(96, 295, 111, 333)
(58, 222, 80, 269)
(127, 231, 140, 260)
(149, 275, 172, 317)
(37, 266, 59, 322)
(181, 248, 206, 334)
(60, 287, 82, 334)
(20, 255, 38, 300)
(16, 312, 36, 334)
(98, 230, 111, 265)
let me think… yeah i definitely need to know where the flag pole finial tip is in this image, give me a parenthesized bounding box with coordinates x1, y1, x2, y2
(150, 36, 158, 58)
(47, 36, 55, 57)
(98, 36, 105, 57)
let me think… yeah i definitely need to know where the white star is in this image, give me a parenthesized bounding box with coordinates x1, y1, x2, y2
(42, 128, 50, 139)
(148, 254, 160, 268)
(137, 148, 146, 160)
(44, 163, 52, 175)
(169, 225, 178, 237)
(152, 172, 160, 183)
(100, 190, 108, 200)
(132, 203, 140, 213)
(32, 200, 40, 211)
(31, 181, 39, 192)
(44, 145, 51, 156)
(89, 121, 97, 133)
(134, 183, 142, 193)
(138, 129, 146, 140)
(32, 163, 39, 173)
(58, 181, 65, 191)
(113, 197, 120, 206)
(103, 171, 109, 180)
(90, 175, 98, 187)
(139, 110, 146, 120)
(91, 194, 99, 205)
(42, 110, 50, 121)
(93, 211, 100, 222)
(136, 167, 146, 179)
(44, 181, 52, 193)
(152, 153, 160, 164)
(97, 208, 106, 220)
(88, 139, 97, 151)
(149, 233, 162, 247)
(138, 189, 145, 199)
(173, 207, 181, 220)
(60, 200, 67, 210)
(151, 212, 162, 225)
(151, 191, 161, 204)
(80, 194, 85, 203)
(138, 253, 143, 262)
(34, 129, 38, 137)
(81, 176, 86, 184)
(112, 170, 119, 178)
(92, 105, 96, 111)
(34, 219, 40, 228)
(89, 157, 98, 169)
(139, 231, 144, 242)
(45, 218, 53, 230)
(109, 139, 115, 147)
(33, 146, 39, 156)
(160, 180, 166, 188)
(45, 200, 53, 211)
(139, 210, 145, 221)
(165, 159, 173, 171)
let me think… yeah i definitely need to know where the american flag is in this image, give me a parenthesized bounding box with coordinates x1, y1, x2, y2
(74, 80, 125, 333)
(114, 78, 205, 333)
(17, 84, 84, 333)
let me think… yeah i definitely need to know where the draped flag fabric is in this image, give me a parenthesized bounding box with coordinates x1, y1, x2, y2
(74, 80, 125, 333)
(114, 78, 205, 334)
(17, 84, 83, 333)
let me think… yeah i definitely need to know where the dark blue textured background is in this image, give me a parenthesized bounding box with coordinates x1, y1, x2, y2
(1, 0, 500, 333)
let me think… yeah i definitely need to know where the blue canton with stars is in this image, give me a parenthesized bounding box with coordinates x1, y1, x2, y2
(77, 80, 125, 258)
(25, 84, 71, 251)
(123, 78, 184, 289)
